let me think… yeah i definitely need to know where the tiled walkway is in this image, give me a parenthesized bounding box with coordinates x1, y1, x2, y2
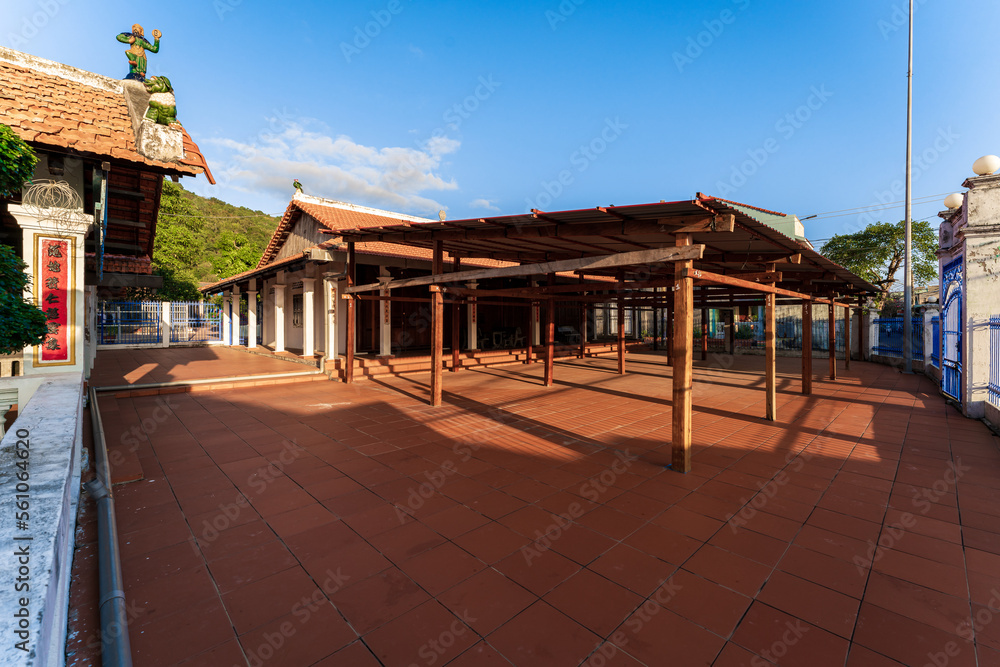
(90, 346, 318, 387)
(99, 352, 1000, 666)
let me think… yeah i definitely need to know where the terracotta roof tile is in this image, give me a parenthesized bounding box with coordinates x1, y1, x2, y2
(257, 196, 511, 271)
(0, 51, 207, 178)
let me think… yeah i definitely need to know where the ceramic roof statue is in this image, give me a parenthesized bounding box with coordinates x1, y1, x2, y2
(116, 24, 160, 81)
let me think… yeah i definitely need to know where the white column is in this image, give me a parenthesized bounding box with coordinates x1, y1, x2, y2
(379, 267, 392, 357)
(231, 285, 241, 346)
(323, 274, 339, 367)
(160, 301, 171, 348)
(221, 296, 232, 346)
(302, 278, 315, 357)
(867, 308, 879, 360)
(247, 288, 258, 350)
(466, 281, 478, 349)
(274, 283, 286, 353)
(923, 306, 939, 372)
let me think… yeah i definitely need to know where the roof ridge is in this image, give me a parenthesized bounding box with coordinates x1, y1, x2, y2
(0, 46, 123, 94)
(293, 192, 433, 223)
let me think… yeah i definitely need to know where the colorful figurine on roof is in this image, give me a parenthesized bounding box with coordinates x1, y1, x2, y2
(116, 24, 160, 81)
(293, 179, 303, 193)
(144, 76, 180, 128)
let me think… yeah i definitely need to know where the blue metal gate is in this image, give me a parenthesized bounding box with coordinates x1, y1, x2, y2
(941, 258, 963, 400)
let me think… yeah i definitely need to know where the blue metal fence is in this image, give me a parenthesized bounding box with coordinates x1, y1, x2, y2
(873, 317, 924, 361)
(97, 301, 161, 345)
(990, 316, 1000, 407)
(931, 316, 940, 368)
(170, 302, 221, 343)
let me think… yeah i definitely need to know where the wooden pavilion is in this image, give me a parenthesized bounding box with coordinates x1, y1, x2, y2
(336, 195, 878, 473)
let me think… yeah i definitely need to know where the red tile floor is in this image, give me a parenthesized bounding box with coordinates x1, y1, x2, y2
(78, 350, 1000, 665)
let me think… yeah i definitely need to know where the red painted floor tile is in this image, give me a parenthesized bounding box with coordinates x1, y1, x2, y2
(545, 568, 643, 637)
(853, 602, 976, 667)
(662, 569, 752, 638)
(363, 600, 476, 666)
(588, 544, 677, 596)
(398, 542, 485, 595)
(495, 542, 581, 596)
(488, 601, 602, 667)
(756, 570, 859, 639)
(682, 544, 772, 597)
(612, 603, 726, 666)
(437, 567, 535, 636)
(328, 567, 430, 635)
(732, 601, 850, 667)
(452, 521, 530, 564)
(238, 603, 356, 667)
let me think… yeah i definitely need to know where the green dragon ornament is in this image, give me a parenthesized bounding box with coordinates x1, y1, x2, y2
(144, 76, 181, 128)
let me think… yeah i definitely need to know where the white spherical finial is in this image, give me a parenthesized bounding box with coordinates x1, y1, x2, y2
(944, 193, 964, 209)
(972, 155, 1000, 176)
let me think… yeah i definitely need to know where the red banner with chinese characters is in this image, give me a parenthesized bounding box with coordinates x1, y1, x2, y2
(38, 238, 70, 363)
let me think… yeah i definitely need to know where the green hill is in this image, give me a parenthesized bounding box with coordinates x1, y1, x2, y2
(150, 182, 280, 300)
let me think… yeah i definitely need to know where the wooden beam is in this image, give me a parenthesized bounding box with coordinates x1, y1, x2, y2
(765, 292, 776, 420)
(670, 213, 735, 234)
(687, 269, 853, 307)
(338, 215, 723, 244)
(347, 245, 704, 293)
(828, 302, 837, 381)
(727, 271, 783, 283)
(802, 300, 812, 395)
(545, 274, 555, 386)
(431, 286, 444, 405)
(673, 234, 694, 473)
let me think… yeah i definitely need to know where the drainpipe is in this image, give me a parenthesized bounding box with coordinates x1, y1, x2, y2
(84, 386, 133, 666)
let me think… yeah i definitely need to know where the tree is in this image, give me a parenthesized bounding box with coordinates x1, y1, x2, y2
(821, 220, 937, 311)
(0, 123, 36, 197)
(0, 244, 48, 355)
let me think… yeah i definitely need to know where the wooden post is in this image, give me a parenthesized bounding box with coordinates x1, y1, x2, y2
(579, 275, 587, 359)
(451, 257, 461, 373)
(545, 275, 555, 386)
(526, 299, 534, 364)
(765, 293, 776, 420)
(801, 300, 812, 395)
(844, 304, 851, 371)
(672, 234, 694, 473)
(617, 271, 625, 375)
(701, 307, 709, 361)
(652, 296, 659, 352)
(345, 242, 356, 384)
(430, 286, 443, 406)
(828, 301, 837, 381)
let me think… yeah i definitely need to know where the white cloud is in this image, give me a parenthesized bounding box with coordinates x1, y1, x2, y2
(205, 119, 460, 215)
(409, 45, 425, 58)
(470, 198, 500, 212)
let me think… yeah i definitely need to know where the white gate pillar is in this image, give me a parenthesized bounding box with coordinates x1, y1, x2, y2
(274, 283, 287, 353)
(466, 281, 478, 350)
(247, 281, 258, 349)
(302, 278, 316, 357)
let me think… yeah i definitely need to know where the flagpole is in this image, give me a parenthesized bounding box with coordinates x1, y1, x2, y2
(903, 0, 914, 373)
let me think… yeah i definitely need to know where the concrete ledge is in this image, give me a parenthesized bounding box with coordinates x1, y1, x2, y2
(0, 373, 84, 666)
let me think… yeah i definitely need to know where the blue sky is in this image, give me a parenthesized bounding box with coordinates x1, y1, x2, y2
(6, 0, 999, 244)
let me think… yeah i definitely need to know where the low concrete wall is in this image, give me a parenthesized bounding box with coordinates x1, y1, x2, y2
(0, 373, 84, 666)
